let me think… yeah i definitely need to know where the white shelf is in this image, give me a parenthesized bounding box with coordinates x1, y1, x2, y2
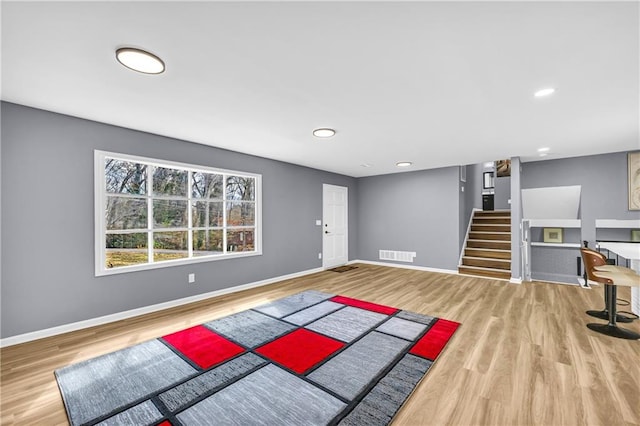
(595, 219, 640, 229)
(531, 242, 581, 248)
(524, 219, 581, 228)
(525, 219, 582, 228)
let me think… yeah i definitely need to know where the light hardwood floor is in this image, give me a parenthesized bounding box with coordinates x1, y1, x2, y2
(2, 263, 639, 425)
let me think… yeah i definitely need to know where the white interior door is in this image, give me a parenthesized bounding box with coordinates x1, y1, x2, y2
(323, 184, 348, 268)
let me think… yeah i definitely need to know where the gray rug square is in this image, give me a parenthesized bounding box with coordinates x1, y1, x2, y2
(95, 400, 162, 426)
(307, 331, 410, 400)
(204, 309, 296, 348)
(177, 364, 346, 426)
(283, 300, 344, 325)
(158, 352, 266, 412)
(376, 317, 427, 341)
(396, 310, 436, 325)
(305, 306, 387, 342)
(55, 339, 196, 426)
(253, 290, 335, 318)
(338, 354, 433, 426)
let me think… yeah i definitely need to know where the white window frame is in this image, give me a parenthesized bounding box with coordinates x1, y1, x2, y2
(95, 150, 262, 276)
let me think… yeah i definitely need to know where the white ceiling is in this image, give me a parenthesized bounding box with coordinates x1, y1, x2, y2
(2, 1, 638, 177)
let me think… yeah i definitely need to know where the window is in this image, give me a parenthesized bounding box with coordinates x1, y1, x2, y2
(95, 150, 261, 275)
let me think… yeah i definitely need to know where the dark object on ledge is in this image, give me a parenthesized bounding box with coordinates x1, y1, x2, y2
(482, 194, 494, 211)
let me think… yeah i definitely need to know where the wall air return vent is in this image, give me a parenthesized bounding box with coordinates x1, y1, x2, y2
(379, 250, 416, 263)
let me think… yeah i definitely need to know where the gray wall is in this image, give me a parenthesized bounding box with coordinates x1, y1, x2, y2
(3, 102, 635, 338)
(463, 163, 483, 226)
(356, 166, 460, 271)
(494, 176, 511, 210)
(521, 151, 638, 282)
(522, 151, 638, 244)
(1, 102, 357, 338)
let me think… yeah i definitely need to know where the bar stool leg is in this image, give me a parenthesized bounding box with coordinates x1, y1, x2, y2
(587, 285, 640, 340)
(586, 284, 633, 323)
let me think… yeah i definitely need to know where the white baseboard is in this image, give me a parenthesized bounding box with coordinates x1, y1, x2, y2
(354, 259, 522, 285)
(349, 259, 458, 276)
(0, 267, 323, 348)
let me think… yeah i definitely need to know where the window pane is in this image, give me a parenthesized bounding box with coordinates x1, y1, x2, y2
(106, 233, 148, 268)
(227, 229, 255, 252)
(192, 201, 224, 227)
(105, 159, 147, 195)
(227, 202, 255, 226)
(192, 172, 223, 199)
(153, 200, 188, 228)
(193, 230, 223, 256)
(106, 197, 147, 230)
(154, 231, 188, 262)
(152, 167, 187, 197)
(226, 176, 255, 201)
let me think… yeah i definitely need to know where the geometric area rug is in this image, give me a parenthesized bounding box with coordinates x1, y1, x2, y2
(55, 290, 460, 426)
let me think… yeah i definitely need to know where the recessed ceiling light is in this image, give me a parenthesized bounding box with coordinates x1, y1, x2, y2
(312, 128, 336, 138)
(396, 161, 412, 168)
(360, 163, 372, 168)
(539, 153, 548, 157)
(534, 88, 555, 97)
(537, 147, 550, 153)
(116, 47, 165, 74)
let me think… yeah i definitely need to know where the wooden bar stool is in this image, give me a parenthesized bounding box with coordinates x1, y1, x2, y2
(580, 247, 634, 323)
(587, 267, 640, 340)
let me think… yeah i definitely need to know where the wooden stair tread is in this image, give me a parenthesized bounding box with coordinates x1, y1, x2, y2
(463, 256, 510, 261)
(465, 247, 510, 252)
(462, 257, 511, 270)
(474, 210, 511, 217)
(471, 226, 511, 232)
(459, 264, 511, 271)
(465, 248, 511, 260)
(475, 221, 511, 225)
(467, 240, 511, 249)
(458, 265, 511, 280)
(469, 232, 511, 241)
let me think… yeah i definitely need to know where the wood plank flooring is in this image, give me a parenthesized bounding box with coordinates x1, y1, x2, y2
(2, 263, 639, 425)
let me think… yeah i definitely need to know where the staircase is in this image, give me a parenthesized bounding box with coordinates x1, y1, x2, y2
(458, 210, 512, 280)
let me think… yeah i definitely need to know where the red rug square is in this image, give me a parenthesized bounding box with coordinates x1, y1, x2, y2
(162, 325, 245, 369)
(330, 295, 398, 315)
(255, 328, 345, 374)
(410, 318, 459, 360)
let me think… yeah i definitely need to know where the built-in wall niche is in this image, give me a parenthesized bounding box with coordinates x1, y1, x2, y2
(521, 186, 583, 285)
(595, 219, 640, 242)
(530, 226, 581, 248)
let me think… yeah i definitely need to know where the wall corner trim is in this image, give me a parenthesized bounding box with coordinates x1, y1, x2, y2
(0, 267, 324, 348)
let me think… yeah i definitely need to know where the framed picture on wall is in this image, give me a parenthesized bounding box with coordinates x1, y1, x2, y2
(495, 159, 511, 177)
(543, 228, 563, 243)
(629, 152, 640, 210)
